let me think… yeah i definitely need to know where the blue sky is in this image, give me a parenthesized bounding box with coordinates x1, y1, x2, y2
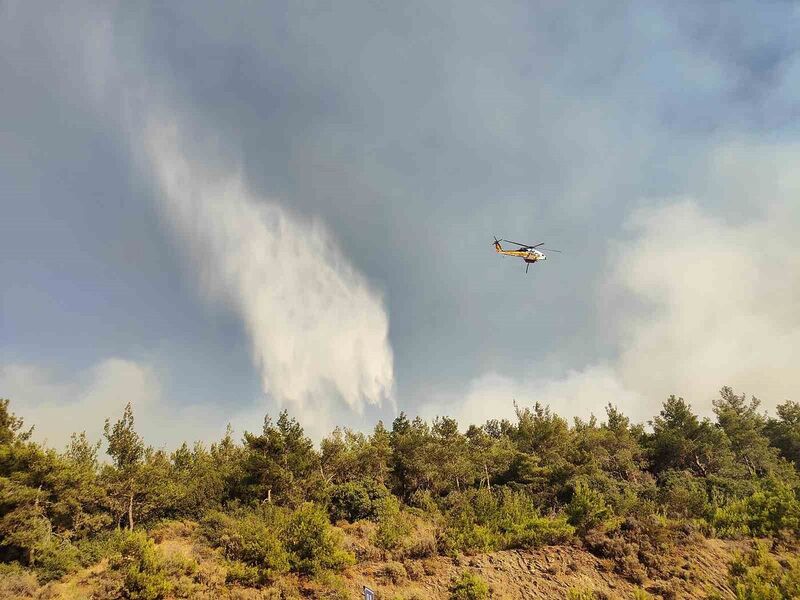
(2, 1, 799, 447)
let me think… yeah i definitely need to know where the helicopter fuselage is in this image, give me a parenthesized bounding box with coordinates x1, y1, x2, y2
(494, 246, 546, 262)
(492, 240, 548, 273)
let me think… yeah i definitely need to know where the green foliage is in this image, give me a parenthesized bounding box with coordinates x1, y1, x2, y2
(0, 562, 39, 598)
(566, 481, 611, 533)
(568, 590, 652, 600)
(765, 401, 800, 469)
(242, 411, 323, 506)
(201, 503, 352, 582)
(31, 538, 80, 582)
(711, 479, 800, 537)
(374, 495, 413, 553)
(728, 542, 800, 599)
(647, 396, 734, 477)
(104, 403, 144, 472)
(439, 488, 574, 555)
(327, 478, 390, 522)
(657, 470, 710, 520)
(200, 508, 289, 584)
(109, 530, 171, 600)
(714, 388, 788, 479)
(566, 590, 597, 600)
(448, 570, 490, 599)
(3, 384, 800, 595)
(0, 398, 33, 444)
(283, 502, 354, 575)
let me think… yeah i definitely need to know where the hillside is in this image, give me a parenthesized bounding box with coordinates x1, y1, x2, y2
(4, 521, 793, 599)
(2, 388, 800, 599)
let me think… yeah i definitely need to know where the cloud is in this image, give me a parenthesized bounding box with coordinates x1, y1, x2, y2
(143, 120, 394, 432)
(422, 365, 645, 428)
(0, 359, 161, 448)
(0, 359, 276, 449)
(431, 141, 800, 427)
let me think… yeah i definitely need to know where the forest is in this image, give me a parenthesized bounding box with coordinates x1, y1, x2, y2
(1, 387, 799, 599)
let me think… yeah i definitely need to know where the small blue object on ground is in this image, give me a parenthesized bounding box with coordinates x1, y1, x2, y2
(363, 585, 375, 600)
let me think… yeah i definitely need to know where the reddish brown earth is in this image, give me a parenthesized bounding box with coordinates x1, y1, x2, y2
(1, 530, 771, 600)
(342, 538, 745, 599)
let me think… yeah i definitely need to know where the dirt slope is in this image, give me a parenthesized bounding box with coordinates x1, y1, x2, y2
(11, 534, 759, 600)
(341, 539, 746, 599)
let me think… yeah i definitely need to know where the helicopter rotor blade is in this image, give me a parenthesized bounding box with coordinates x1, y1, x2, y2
(540, 248, 562, 253)
(502, 239, 541, 249)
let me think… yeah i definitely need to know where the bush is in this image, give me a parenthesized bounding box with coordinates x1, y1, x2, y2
(201, 504, 353, 581)
(75, 532, 123, 567)
(328, 479, 390, 523)
(32, 538, 80, 582)
(711, 480, 800, 538)
(728, 542, 800, 599)
(567, 481, 611, 534)
(566, 590, 597, 600)
(109, 530, 171, 600)
(0, 563, 39, 598)
(658, 471, 710, 520)
(200, 508, 289, 584)
(374, 496, 413, 553)
(582, 516, 676, 584)
(379, 560, 407, 583)
(439, 489, 574, 555)
(283, 503, 354, 576)
(449, 571, 490, 599)
(223, 559, 263, 587)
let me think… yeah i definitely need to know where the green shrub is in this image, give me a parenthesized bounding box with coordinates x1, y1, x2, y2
(439, 489, 574, 554)
(379, 560, 407, 583)
(728, 542, 800, 599)
(0, 563, 39, 598)
(200, 508, 289, 584)
(223, 559, 263, 587)
(75, 532, 122, 567)
(374, 496, 413, 553)
(449, 571, 490, 599)
(504, 514, 574, 549)
(566, 481, 611, 534)
(711, 480, 800, 538)
(32, 538, 80, 582)
(283, 502, 354, 575)
(109, 530, 171, 600)
(328, 479, 390, 523)
(658, 470, 710, 520)
(566, 589, 596, 600)
(201, 504, 353, 581)
(568, 585, 651, 600)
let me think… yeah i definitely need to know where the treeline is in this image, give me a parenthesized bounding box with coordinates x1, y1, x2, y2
(1, 387, 799, 595)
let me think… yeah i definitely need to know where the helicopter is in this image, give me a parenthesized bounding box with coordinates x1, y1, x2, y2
(492, 237, 561, 273)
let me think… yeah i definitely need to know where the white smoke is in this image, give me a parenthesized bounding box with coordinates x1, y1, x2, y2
(435, 141, 800, 427)
(612, 144, 800, 413)
(144, 122, 394, 426)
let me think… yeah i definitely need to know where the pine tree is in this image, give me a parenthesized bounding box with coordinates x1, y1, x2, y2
(103, 403, 145, 530)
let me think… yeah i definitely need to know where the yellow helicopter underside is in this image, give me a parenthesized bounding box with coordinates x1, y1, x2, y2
(498, 249, 540, 261)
